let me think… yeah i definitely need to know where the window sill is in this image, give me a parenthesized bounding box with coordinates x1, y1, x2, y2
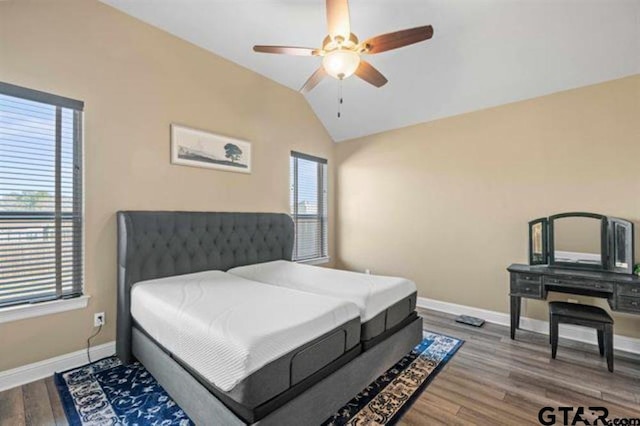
(0, 295, 90, 324)
(296, 256, 331, 266)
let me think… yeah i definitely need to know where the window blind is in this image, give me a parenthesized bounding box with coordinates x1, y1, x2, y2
(290, 151, 328, 261)
(0, 82, 83, 308)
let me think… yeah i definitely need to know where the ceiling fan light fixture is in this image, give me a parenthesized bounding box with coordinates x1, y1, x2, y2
(253, 0, 434, 92)
(322, 49, 360, 80)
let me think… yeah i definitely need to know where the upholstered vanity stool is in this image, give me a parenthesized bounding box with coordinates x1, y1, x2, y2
(549, 301, 614, 372)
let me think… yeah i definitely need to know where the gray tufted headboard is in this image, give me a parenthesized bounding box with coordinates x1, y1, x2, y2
(116, 211, 295, 363)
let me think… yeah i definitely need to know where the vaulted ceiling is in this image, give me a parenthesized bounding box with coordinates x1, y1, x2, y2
(101, 0, 640, 142)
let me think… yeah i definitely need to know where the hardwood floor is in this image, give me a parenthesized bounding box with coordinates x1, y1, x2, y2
(399, 308, 640, 426)
(2, 308, 639, 425)
(0, 376, 66, 426)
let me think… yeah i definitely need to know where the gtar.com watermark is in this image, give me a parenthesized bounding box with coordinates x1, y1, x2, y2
(538, 406, 640, 426)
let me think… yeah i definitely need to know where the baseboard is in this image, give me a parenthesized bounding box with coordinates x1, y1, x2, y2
(417, 297, 640, 355)
(0, 341, 116, 392)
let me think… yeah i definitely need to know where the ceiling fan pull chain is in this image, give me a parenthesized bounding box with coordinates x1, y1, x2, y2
(338, 79, 343, 118)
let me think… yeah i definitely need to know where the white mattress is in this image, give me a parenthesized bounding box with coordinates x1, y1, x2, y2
(228, 261, 416, 322)
(131, 270, 359, 392)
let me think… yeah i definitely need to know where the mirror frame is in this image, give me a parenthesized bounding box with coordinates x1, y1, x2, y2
(528, 218, 548, 265)
(548, 212, 608, 271)
(608, 217, 635, 274)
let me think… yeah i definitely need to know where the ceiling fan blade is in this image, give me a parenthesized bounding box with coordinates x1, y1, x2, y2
(300, 67, 327, 93)
(362, 25, 434, 54)
(253, 45, 320, 56)
(326, 0, 351, 40)
(355, 60, 388, 88)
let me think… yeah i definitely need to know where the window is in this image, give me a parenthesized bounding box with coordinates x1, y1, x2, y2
(290, 151, 328, 262)
(0, 82, 84, 308)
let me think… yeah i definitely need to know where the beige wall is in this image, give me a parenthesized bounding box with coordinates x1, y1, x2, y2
(0, 0, 335, 371)
(335, 75, 640, 339)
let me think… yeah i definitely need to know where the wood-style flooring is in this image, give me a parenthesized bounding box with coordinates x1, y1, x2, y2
(1, 308, 639, 425)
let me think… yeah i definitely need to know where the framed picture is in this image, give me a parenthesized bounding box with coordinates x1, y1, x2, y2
(171, 124, 251, 173)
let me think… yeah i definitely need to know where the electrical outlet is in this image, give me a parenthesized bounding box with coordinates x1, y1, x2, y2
(568, 299, 579, 304)
(94, 312, 105, 327)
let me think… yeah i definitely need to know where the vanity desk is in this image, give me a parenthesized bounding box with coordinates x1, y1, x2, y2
(509, 212, 637, 340)
(508, 264, 640, 339)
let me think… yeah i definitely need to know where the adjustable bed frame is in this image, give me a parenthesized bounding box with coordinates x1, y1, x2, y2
(117, 211, 422, 425)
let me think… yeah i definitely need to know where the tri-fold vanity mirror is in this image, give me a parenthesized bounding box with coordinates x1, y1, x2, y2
(529, 212, 635, 274)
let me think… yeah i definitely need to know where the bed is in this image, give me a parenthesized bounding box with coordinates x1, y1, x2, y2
(228, 260, 418, 349)
(117, 211, 422, 425)
(131, 270, 361, 422)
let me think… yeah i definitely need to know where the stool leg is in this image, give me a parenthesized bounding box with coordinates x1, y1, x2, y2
(605, 324, 614, 373)
(551, 315, 559, 359)
(549, 311, 552, 345)
(597, 329, 604, 357)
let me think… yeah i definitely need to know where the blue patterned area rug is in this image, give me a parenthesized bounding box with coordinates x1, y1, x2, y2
(55, 358, 192, 425)
(322, 332, 463, 425)
(55, 332, 462, 425)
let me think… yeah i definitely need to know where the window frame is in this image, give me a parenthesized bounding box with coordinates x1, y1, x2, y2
(0, 82, 85, 318)
(290, 151, 329, 264)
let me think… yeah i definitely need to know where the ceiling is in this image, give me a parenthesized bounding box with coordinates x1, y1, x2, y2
(101, 0, 640, 142)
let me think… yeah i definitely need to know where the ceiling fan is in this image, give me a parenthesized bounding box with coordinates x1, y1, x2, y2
(253, 0, 434, 93)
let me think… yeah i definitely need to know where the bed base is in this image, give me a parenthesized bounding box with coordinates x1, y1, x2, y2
(133, 316, 423, 426)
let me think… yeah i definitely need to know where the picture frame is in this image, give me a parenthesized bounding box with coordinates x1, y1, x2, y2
(170, 124, 251, 174)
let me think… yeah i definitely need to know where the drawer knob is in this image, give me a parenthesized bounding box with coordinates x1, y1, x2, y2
(525, 287, 530, 291)
(524, 276, 531, 280)
(632, 301, 638, 307)
(632, 288, 638, 293)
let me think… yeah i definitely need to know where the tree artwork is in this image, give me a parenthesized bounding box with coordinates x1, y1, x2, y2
(224, 143, 243, 163)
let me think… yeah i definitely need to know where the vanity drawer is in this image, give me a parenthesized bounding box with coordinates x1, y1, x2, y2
(617, 296, 640, 313)
(543, 276, 614, 293)
(511, 275, 542, 298)
(617, 283, 640, 297)
(514, 273, 542, 286)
